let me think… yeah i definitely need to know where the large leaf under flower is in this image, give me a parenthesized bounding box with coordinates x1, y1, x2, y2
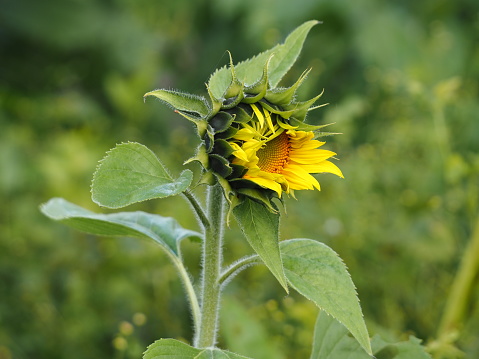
(233, 197, 288, 292)
(280, 238, 372, 355)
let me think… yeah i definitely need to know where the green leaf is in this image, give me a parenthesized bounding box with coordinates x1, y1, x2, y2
(371, 335, 432, 359)
(310, 311, 432, 359)
(143, 338, 251, 359)
(144, 89, 210, 119)
(40, 198, 201, 256)
(310, 311, 371, 359)
(280, 238, 371, 355)
(208, 20, 319, 99)
(91, 142, 193, 208)
(143, 339, 198, 359)
(233, 198, 288, 292)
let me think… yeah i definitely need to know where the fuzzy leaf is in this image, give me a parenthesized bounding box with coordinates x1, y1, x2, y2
(233, 198, 288, 292)
(280, 238, 371, 355)
(143, 339, 251, 359)
(144, 89, 210, 119)
(311, 311, 431, 359)
(40, 198, 201, 256)
(208, 20, 319, 99)
(370, 336, 432, 359)
(310, 311, 371, 359)
(91, 142, 193, 208)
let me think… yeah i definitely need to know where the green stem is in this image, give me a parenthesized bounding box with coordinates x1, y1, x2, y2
(170, 255, 201, 334)
(194, 183, 225, 348)
(438, 213, 479, 339)
(219, 254, 261, 287)
(183, 190, 210, 229)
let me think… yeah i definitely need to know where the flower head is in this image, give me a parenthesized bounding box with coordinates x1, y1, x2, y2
(144, 21, 343, 211)
(227, 103, 343, 197)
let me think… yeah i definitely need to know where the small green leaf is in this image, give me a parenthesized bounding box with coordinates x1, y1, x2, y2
(280, 238, 371, 355)
(233, 198, 288, 292)
(208, 20, 319, 99)
(40, 198, 201, 256)
(91, 142, 193, 208)
(143, 338, 251, 359)
(143, 339, 198, 358)
(144, 89, 210, 119)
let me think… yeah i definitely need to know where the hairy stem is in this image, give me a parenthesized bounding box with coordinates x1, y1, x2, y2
(170, 256, 201, 333)
(438, 214, 479, 338)
(219, 254, 261, 288)
(183, 190, 210, 229)
(194, 183, 225, 348)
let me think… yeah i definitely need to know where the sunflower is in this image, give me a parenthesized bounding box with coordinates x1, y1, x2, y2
(145, 22, 343, 210)
(228, 104, 343, 197)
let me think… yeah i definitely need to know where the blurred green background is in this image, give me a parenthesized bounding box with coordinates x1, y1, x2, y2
(1, 0, 478, 358)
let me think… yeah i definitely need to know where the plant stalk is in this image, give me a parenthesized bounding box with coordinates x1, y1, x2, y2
(183, 190, 210, 229)
(437, 213, 479, 339)
(194, 183, 225, 348)
(219, 254, 261, 287)
(170, 255, 201, 333)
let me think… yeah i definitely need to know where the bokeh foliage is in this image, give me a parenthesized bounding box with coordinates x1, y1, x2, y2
(1, 0, 478, 358)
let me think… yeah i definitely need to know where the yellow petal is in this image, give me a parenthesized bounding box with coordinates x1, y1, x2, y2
(317, 160, 344, 178)
(244, 175, 283, 197)
(263, 107, 276, 134)
(277, 118, 298, 130)
(289, 149, 336, 164)
(282, 166, 321, 190)
(233, 128, 256, 141)
(251, 103, 265, 128)
(231, 143, 249, 162)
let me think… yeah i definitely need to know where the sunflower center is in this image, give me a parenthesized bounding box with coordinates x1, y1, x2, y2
(256, 131, 291, 173)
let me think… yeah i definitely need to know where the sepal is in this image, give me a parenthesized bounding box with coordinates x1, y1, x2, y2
(215, 125, 239, 140)
(203, 125, 215, 152)
(236, 187, 279, 214)
(227, 104, 253, 123)
(222, 53, 245, 109)
(284, 90, 325, 121)
(205, 83, 223, 115)
(288, 118, 332, 131)
(184, 143, 209, 169)
(264, 68, 311, 106)
(144, 89, 210, 119)
(212, 139, 235, 158)
(209, 154, 233, 177)
(209, 111, 235, 133)
(242, 55, 272, 104)
(259, 100, 295, 119)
